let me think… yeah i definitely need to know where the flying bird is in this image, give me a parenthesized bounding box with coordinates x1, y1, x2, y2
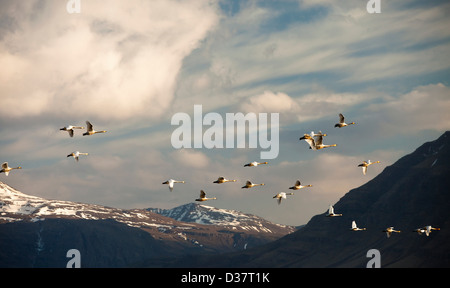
(314, 134, 337, 150)
(162, 179, 185, 192)
(273, 192, 293, 205)
(244, 161, 268, 167)
(300, 132, 336, 150)
(213, 177, 237, 184)
(60, 125, 85, 137)
(350, 220, 366, 231)
(383, 227, 401, 238)
(195, 190, 217, 202)
(83, 121, 107, 136)
(326, 205, 342, 217)
(241, 180, 265, 189)
(358, 160, 381, 175)
(289, 180, 312, 190)
(67, 151, 89, 162)
(299, 133, 317, 150)
(335, 113, 355, 128)
(0, 162, 22, 176)
(413, 226, 440, 236)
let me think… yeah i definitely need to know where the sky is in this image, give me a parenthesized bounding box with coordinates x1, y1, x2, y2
(1, 0, 449, 226)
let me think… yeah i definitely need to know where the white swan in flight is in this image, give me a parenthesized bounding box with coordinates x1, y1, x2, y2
(244, 161, 268, 167)
(60, 125, 85, 137)
(162, 179, 185, 192)
(241, 180, 265, 189)
(273, 192, 293, 205)
(213, 177, 237, 184)
(383, 227, 401, 238)
(0, 162, 22, 176)
(335, 113, 355, 128)
(83, 121, 107, 136)
(358, 160, 381, 175)
(326, 205, 342, 217)
(67, 151, 89, 162)
(299, 133, 317, 150)
(414, 225, 440, 236)
(289, 180, 312, 190)
(300, 133, 336, 150)
(195, 190, 217, 202)
(350, 220, 366, 231)
(314, 134, 337, 150)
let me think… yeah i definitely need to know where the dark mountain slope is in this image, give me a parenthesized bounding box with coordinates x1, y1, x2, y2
(0, 219, 163, 268)
(0, 181, 294, 267)
(164, 131, 450, 268)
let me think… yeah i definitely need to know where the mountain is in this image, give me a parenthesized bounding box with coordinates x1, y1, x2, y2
(148, 203, 294, 234)
(0, 182, 294, 267)
(161, 131, 450, 268)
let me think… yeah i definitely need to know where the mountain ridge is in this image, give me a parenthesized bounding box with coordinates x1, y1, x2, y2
(153, 131, 450, 268)
(147, 202, 294, 234)
(0, 181, 295, 267)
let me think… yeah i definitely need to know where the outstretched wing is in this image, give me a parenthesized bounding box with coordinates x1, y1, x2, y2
(315, 135, 324, 146)
(86, 121, 93, 132)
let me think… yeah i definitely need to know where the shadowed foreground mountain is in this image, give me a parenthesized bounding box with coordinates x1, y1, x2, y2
(0, 183, 294, 268)
(159, 131, 450, 268)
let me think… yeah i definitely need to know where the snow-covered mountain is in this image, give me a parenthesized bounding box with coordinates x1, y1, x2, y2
(0, 182, 294, 234)
(0, 181, 295, 267)
(148, 203, 294, 234)
(0, 181, 168, 229)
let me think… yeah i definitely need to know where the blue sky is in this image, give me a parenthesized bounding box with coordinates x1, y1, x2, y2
(1, 0, 449, 225)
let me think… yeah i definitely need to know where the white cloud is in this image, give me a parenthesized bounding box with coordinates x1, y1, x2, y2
(171, 149, 210, 169)
(0, 0, 220, 121)
(240, 89, 374, 125)
(365, 83, 450, 134)
(241, 91, 299, 114)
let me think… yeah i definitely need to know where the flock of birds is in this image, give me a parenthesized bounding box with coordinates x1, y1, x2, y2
(326, 204, 440, 238)
(300, 114, 440, 238)
(1, 120, 106, 168)
(1, 114, 441, 239)
(161, 113, 440, 239)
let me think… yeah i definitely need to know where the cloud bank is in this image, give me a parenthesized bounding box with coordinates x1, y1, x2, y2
(0, 0, 220, 121)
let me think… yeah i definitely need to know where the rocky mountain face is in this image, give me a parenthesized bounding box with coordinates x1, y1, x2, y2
(0, 182, 294, 268)
(163, 131, 450, 268)
(148, 203, 293, 234)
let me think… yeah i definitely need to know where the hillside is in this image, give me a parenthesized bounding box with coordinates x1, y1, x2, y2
(148, 203, 293, 234)
(0, 182, 294, 267)
(161, 131, 450, 268)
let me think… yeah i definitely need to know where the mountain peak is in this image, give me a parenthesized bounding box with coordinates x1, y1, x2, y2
(175, 131, 450, 268)
(1, 181, 295, 267)
(148, 202, 295, 234)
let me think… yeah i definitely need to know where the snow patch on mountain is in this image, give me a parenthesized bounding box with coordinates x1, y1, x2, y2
(148, 203, 295, 234)
(1, 181, 295, 236)
(0, 181, 175, 230)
